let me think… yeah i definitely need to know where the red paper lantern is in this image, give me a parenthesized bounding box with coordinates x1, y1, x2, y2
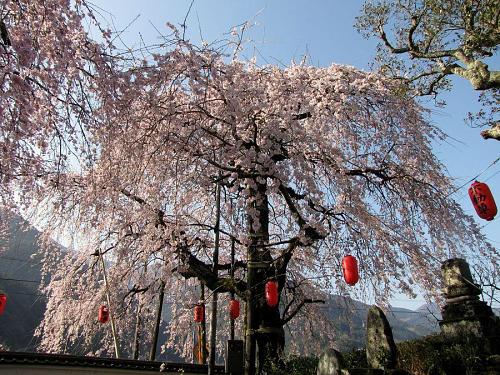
(98, 305, 109, 324)
(342, 255, 359, 286)
(229, 299, 240, 320)
(469, 181, 497, 221)
(194, 303, 205, 323)
(0, 293, 7, 315)
(265, 280, 279, 307)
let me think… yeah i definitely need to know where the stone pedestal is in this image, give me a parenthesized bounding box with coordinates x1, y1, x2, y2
(226, 340, 244, 375)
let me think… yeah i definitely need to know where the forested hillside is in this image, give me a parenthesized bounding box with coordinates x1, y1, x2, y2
(0, 212, 45, 351)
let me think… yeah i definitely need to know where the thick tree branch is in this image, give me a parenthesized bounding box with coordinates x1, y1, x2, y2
(0, 21, 11, 46)
(446, 58, 500, 90)
(218, 260, 247, 271)
(174, 241, 248, 297)
(120, 188, 248, 295)
(481, 123, 500, 141)
(121, 188, 166, 227)
(277, 183, 325, 242)
(276, 238, 300, 290)
(123, 285, 150, 300)
(407, 15, 421, 54)
(378, 25, 410, 54)
(345, 167, 394, 182)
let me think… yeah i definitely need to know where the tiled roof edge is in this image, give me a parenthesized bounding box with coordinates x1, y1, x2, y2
(0, 351, 225, 373)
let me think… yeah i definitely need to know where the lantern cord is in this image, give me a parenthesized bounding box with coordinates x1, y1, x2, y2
(444, 155, 500, 199)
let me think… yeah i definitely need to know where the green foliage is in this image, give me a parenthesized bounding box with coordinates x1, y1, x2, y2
(342, 348, 368, 369)
(264, 334, 492, 375)
(355, 0, 499, 90)
(356, 0, 500, 135)
(265, 355, 318, 375)
(397, 334, 488, 375)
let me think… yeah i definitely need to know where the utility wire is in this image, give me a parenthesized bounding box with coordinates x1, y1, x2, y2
(1, 291, 44, 297)
(0, 287, 441, 315)
(0, 255, 41, 264)
(316, 306, 439, 316)
(444, 155, 500, 199)
(0, 277, 41, 283)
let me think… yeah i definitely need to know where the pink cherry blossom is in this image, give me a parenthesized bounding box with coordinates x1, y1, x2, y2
(0, 4, 496, 367)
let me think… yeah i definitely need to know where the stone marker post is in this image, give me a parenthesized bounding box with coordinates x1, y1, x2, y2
(316, 348, 345, 375)
(366, 306, 398, 370)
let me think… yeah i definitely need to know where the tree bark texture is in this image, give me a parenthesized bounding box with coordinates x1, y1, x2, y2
(244, 182, 285, 375)
(481, 123, 500, 141)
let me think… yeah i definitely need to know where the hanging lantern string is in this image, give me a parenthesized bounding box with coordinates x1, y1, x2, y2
(444, 155, 500, 199)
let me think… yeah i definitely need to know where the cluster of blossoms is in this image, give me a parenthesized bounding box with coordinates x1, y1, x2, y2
(0, 1, 497, 361)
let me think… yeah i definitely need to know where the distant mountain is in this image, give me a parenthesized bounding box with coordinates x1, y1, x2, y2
(2, 211, 485, 357)
(0, 212, 183, 360)
(0, 211, 45, 351)
(319, 296, 440, 352)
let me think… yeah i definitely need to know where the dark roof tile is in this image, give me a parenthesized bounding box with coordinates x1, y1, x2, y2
(0, 351, 225, 373)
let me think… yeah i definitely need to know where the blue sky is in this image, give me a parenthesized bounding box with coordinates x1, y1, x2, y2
(88, 0, 499, 308)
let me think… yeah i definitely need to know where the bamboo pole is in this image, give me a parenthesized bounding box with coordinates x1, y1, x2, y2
(99, 249, 121, 358)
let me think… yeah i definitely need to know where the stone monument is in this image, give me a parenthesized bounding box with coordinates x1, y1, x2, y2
(316, 348, 345, 375)
(439, 258, 499, 353)
(366, 306, 398, 370)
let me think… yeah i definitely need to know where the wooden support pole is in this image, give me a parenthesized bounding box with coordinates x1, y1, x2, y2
(132, 299, 141, 360)
(99, 249, 121, 359)
(230, 238, 235, 341)
(133, 263, 147, 360)
(150, 280, 166, 361)
(200, 282, 207, 364)
(208, 180, 221, 375)
(245, 248, 257, 375)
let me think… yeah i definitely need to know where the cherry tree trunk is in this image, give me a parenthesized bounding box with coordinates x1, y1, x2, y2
(244, 182, 285, 375)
